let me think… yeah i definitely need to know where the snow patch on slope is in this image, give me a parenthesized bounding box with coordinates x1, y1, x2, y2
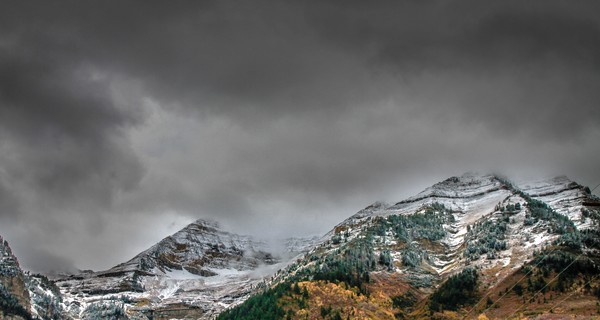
(517, 176, 596, 229)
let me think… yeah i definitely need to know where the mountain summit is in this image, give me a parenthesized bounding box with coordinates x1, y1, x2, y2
(221, 173, 600, 320)
(54, 218, 315, 319)
(2, 173, 599, 319)
(109, 218, 278, 277)
(1, 236, 65, 319)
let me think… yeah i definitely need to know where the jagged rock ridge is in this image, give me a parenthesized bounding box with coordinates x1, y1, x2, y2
(1, 236, 66, 320)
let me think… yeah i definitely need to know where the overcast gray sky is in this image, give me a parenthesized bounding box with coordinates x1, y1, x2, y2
(1, 0, 599, 273)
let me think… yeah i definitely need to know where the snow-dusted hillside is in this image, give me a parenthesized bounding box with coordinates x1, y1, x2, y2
(17, 172, 599, 320)
(55, 220, 314, 319)
(314, 174, 514, 273)
(516, 175, 599, 229)
(109, 219, 279, 276)
(223, 173, 600, 320)
(271, 172, 599, 301)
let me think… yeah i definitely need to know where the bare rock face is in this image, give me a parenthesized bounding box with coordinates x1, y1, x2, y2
(1, 237, 67, 320)
(0, 236, 31, 320)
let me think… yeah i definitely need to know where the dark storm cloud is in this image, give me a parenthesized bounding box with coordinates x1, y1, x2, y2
(5, 1, 598, 127)
(0, 31, 145, 217)
(1, 0, 599, 271)
(0, 178, 18, 219)
(306, 2, 600, 138)
(0, 0, 147, 269)
(447, 11, 600, 138)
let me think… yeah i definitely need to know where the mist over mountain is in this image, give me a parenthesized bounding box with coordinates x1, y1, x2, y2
(2, 172, 599, 319)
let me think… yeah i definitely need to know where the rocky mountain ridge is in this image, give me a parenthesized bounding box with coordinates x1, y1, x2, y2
(54, 219, 318, 319)
(2, 172, 599, 319)
(221, 173, 600, 319)
(1, 236, 65, 320)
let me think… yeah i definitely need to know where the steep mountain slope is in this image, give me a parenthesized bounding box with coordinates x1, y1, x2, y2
(5, 172, 599, 319)
(219, 173, 600, 320)
(109, 219, 278, 276)
(517, 175, 600, 230)
(55, 219, 315, 319)
(1, 235, 31, 320)
(1, 236, 67, 320)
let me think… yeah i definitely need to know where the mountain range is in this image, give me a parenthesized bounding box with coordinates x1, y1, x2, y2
(1, 173, 599, 319)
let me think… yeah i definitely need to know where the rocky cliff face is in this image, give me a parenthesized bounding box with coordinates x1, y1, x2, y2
(1, 236, 31, 320)
(1, 237, 67, 320)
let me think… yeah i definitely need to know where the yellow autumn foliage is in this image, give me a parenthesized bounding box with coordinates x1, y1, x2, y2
(281, 280, 397, 320)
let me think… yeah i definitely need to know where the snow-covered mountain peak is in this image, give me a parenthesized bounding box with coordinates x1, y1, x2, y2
(1, 235, 22, 278)
(515, 175, 576, 195)
(381, 173, 508, 220)
(333, 174, 507, 230)
(55, 216, 319, 319)
(330, 201, 391, 231)
(515, 175, 598, 229)
(408, 173, 501, 200)
(165, 217, 253, 249)
(333, 172, 596, 238)
(364, 200, 390, 211)
(350, 201, 390, 218)
(187, 218, 221, 230)
(45, 172, 600, 319)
